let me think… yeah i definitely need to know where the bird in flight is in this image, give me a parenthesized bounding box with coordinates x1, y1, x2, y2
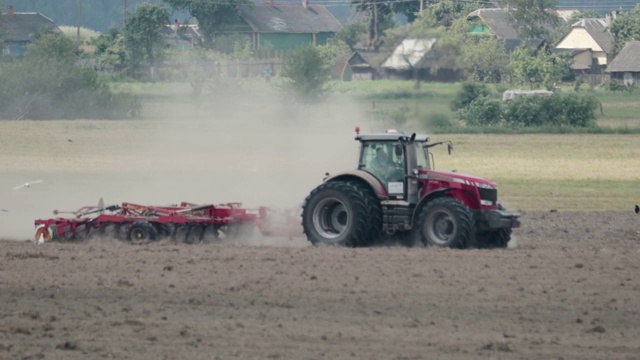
(13, 180, 44, 190)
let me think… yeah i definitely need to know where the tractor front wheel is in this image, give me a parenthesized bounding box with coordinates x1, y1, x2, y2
(302, 181, 370, 247)
(418, 197, 473, 249)
(476, 228, 512, 249)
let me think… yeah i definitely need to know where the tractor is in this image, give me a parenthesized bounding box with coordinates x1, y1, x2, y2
(301, 128, 520, 248)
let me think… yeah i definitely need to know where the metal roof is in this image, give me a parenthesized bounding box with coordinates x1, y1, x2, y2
(356, 131, 430, 142)
(238, 4, 342, 33)
(382, 38, 437, 70)
(0, 12, 60, 42)
(606, 41, 640, 73)
(556, 0, 640, 13)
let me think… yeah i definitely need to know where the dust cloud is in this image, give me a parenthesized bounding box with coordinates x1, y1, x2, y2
(0, 83, 385, 241)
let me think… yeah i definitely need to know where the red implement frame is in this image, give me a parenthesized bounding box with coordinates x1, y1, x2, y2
(34, 201, 302, 243)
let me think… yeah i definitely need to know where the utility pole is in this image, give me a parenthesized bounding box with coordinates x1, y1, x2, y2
(76, 0, 82, 45)
(123, 0, 128, 50)
(420, 0, 424, 14)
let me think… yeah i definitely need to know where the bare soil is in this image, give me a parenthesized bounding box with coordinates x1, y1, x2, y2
(1, 92, 639, 359)
(1, 210, 639, 360)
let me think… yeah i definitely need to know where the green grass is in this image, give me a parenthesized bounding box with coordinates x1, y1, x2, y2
(428, 134, 640, 211)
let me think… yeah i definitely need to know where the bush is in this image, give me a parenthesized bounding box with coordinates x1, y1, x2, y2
(608, 79, 637, 93)
(279, 44, 335, 101)
(563, 93, 599, 127)
(451, 82, 491, 111)
(0, 32, 139, 119)
(423, 112, 452, 128)
(504, 93, 598, 127)
(457, 96, 503, 126)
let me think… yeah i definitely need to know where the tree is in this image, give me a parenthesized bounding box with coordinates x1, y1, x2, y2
(163, 0, 252, 48)
(350, 0, 396, 48)
(279, 44, 336, 101)
(335, 22, 368, 50)
(508, 45, 570, 89)
(498, 0, 560, 40)
(461, 35, 509, 83)
(90, 26, 126, 69)
(124, 2, 170, 76)
(609, 5, 640, 57)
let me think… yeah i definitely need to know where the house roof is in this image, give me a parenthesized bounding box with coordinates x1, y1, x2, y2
(0, 12, 60, 42)
(606, 41, 640, 73)
(569, 18, 614, 54)
(355, 50, 381, 67)
(382, 38, 437, 70)
(467, 8, 559, 45)
(468, 8, 519, 40)
(238, 4, 342, 33)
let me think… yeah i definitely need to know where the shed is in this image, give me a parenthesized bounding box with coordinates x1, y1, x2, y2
(605, 41, 640, 85)
(333, 50, 380, 81)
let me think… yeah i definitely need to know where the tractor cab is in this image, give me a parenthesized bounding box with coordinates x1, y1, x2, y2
(356, 128, 436, 204)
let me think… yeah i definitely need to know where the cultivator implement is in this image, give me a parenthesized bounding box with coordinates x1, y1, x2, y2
(34, 200, 303, 244)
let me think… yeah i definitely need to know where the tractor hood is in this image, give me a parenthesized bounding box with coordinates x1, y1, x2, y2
(424, 170, 497, 189)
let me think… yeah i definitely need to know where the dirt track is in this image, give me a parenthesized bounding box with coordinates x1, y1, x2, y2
(1, 210, 639, 360)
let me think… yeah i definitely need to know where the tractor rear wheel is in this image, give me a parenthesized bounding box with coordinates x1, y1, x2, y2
(126, 221, 157, 242)
(418, 197, 473, 249)
(302, 181, 370, 247)
(351, 182, 382, 246)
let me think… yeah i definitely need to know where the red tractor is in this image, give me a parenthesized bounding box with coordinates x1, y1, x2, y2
(301, 128, 520, 248)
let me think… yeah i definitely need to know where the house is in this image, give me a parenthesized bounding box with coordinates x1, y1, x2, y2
(230, 1, 343, 51)
(605, 41, 640, 85)
(554, 18, 614, 73)
(466, 8, 549, 52)
(161, 20, 203, 50)
(333, 50, 380, 81)
(0, 5, 61, 56)
(381, 38, 462, 82)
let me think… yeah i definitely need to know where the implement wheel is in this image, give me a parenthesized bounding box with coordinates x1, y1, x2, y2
(301, 181, 370, 247)
(126, 221, 157, 242)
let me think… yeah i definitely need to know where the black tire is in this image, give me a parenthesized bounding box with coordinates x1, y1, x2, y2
(476, 228, 511, 249)
(418, 197, 474, 249)
(348, 181, 383, 246)
(126, 221, 157, 242)
(302, 181, 370, 247)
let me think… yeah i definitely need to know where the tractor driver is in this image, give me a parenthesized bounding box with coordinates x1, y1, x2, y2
(370, 147, 395, 178)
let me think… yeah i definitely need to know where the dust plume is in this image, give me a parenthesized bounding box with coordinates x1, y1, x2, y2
(0, 82, 383, 241)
